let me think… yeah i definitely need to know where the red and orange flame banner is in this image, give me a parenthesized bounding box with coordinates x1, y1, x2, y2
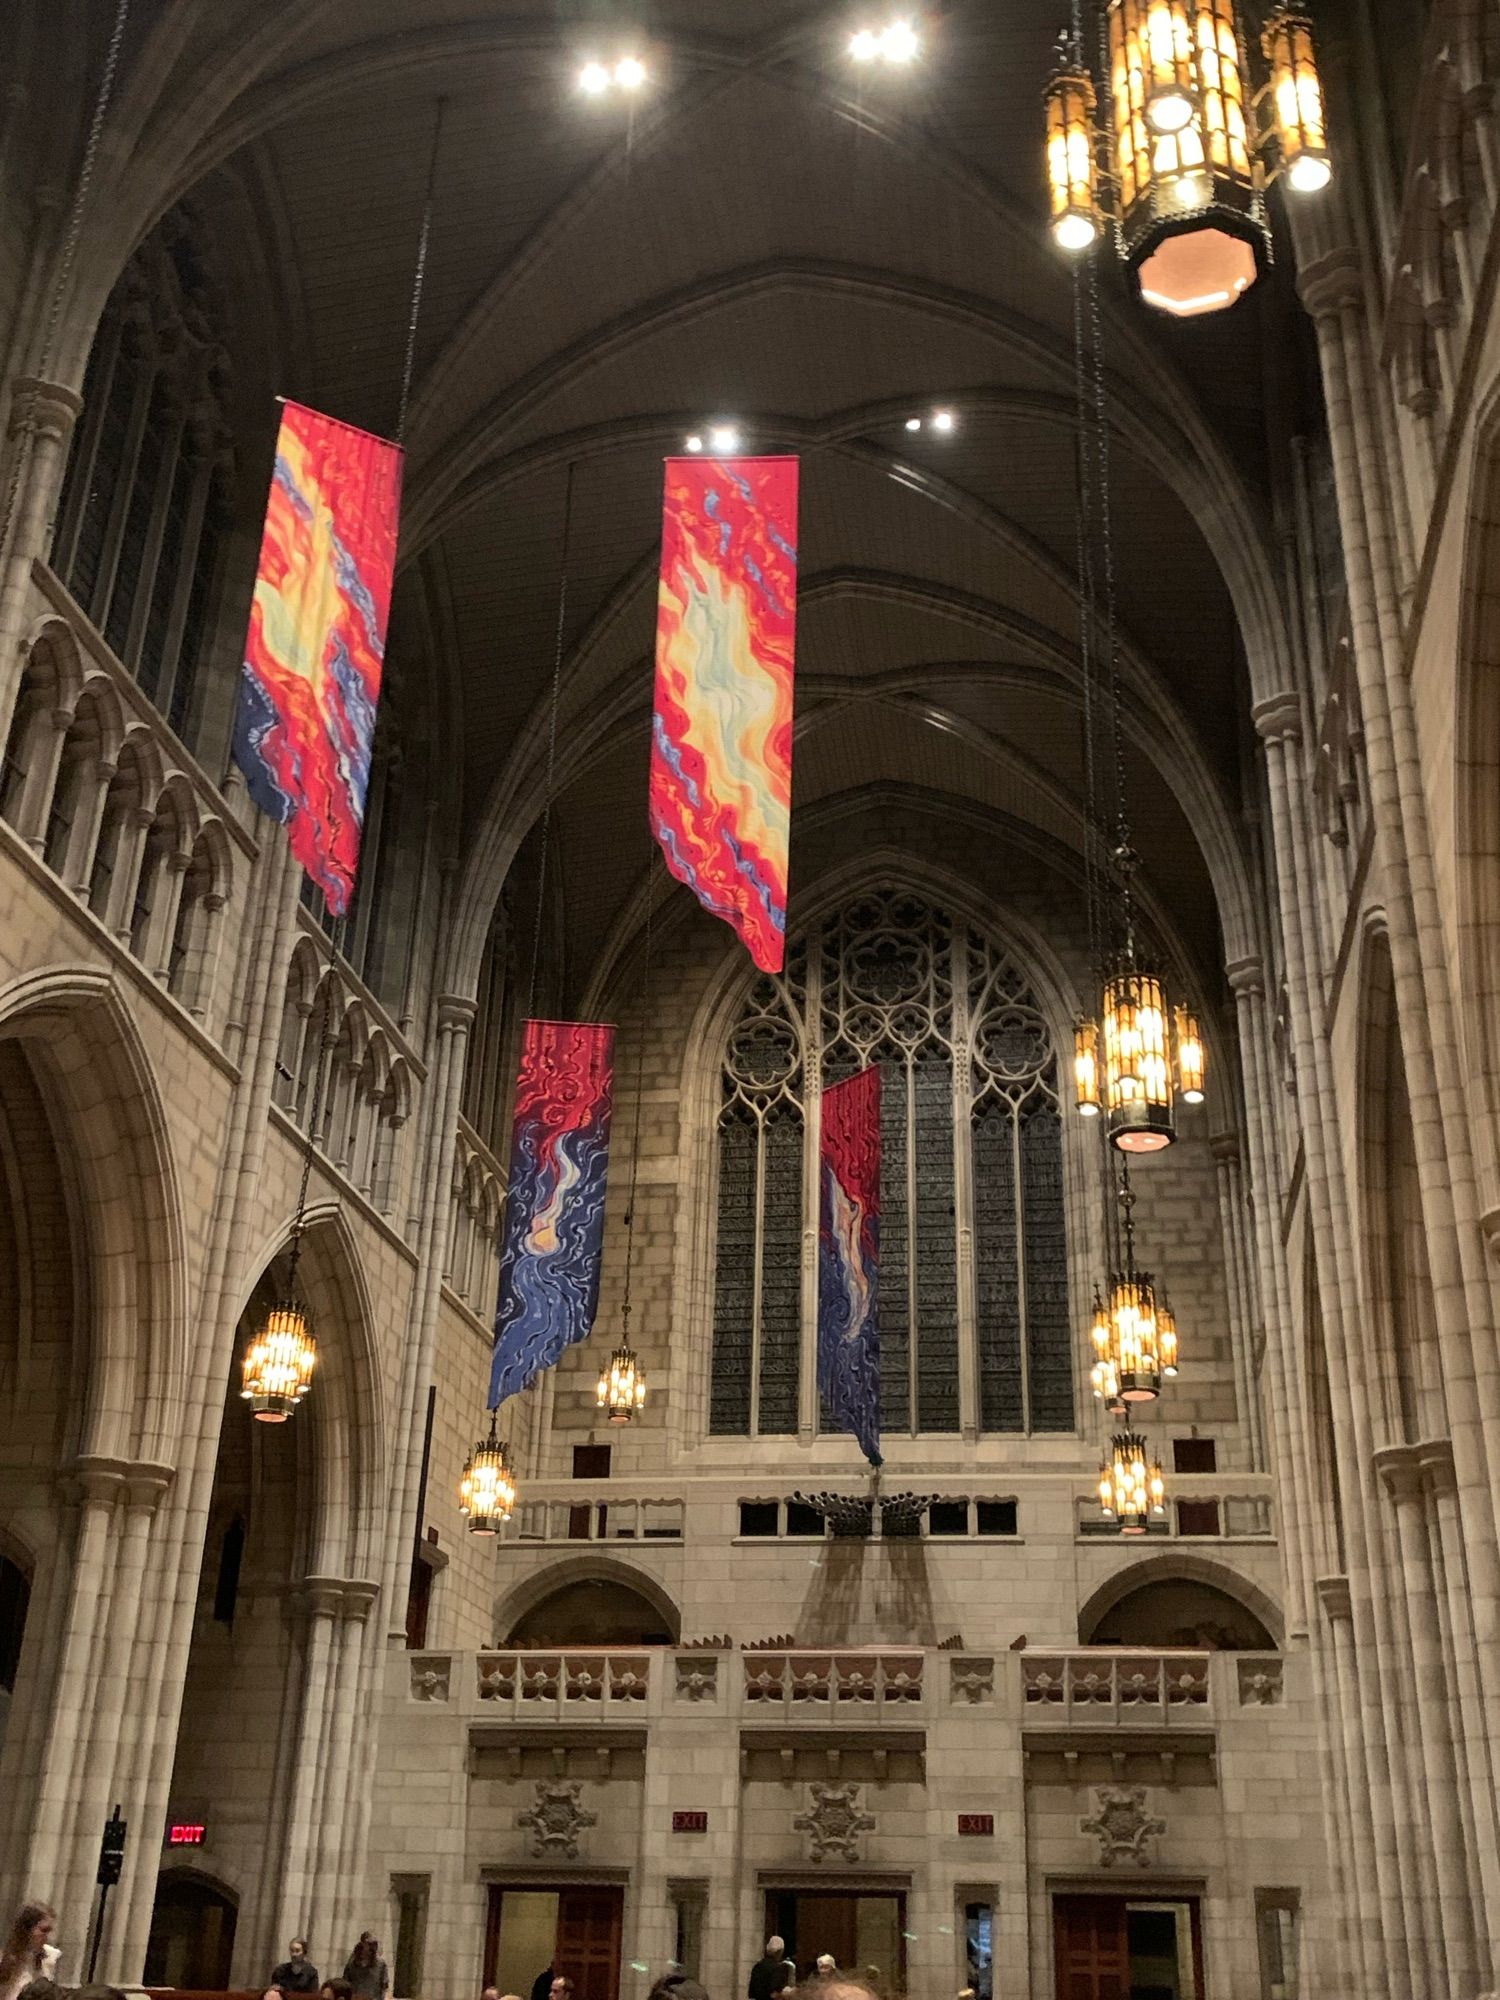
(649, 454, 799, 973)
(232, 401, 404, 915)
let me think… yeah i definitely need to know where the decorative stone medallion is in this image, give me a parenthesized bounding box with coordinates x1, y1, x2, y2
(518, 1779, 597, 1859)
(793, 1781, 876, 1862)
(1080, 1785, 1165, 1868)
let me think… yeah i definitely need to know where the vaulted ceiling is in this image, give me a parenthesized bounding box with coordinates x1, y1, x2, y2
(19, 0, 1319, 1002)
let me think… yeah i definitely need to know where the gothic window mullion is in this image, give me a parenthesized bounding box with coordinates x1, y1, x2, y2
(950, 929, 979, 1440)
(748, 1114, 767, 1436)
(1012, 1106, 1033, 1435)
(152, 427, 214, 723)
(121, 389, 188, 678)
(53, 311, 124, 582)
(92, 338, 156, 633)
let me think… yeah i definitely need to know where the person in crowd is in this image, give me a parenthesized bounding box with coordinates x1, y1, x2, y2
(320, 1980, 353, 2000)
(813, 1959, 836, 1981)
(0, 1903, 58, 2000)
(530, 1971, 559, 2000)
(548, 1979, 573, 2000)
(343, 1938, 387, 2000)
(480, 1987, 500, 2000)
(272, 1940, 320, 1994)
(747, 1937, 795, 2000)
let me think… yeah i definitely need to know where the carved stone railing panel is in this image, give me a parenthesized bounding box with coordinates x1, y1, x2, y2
(741, 1651, 925, 1716)
(474, 1651, 652, 1716)
(1021, 1650, 1216, 1726)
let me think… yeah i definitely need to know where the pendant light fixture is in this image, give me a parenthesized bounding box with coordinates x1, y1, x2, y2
(1068, 163, 1207, 1154)
(1089, 1166, 1181, 1411)
(242, 972, 332, 1422)
(460, 1413, 518, 1536)
(1098, 1427, 1168, 1534)
(596, 858, 657, 1425)
(1043, 2, 1333, 317)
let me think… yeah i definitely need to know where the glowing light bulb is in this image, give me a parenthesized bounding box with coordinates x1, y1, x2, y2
(709, 425, 742, 453)
(685, 434, 704, 452)
(1288, 153, 1332, 194)
(1053, 211, 1099, 253)
(850, 29, 880, 59)
(1146, 88, 1194, 134)
(615, 55, 647, 90)
(905, 416, 922, 431)
(881, 20, 920, 62)
(578, 61, 610, 94)
(931, 409, 955, 432)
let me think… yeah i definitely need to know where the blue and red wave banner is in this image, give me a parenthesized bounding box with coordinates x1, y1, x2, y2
(649, 454, 799, 973)
(232, 400, 403, 916)
(490, 1020, 616, 1409)
(818, 1066, 882, 1466)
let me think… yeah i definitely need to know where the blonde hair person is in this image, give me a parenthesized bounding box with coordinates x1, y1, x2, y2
(0, 1904, 58, 2000)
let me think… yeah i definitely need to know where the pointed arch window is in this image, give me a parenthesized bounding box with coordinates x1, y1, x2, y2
(709, 888, 1073, 1440)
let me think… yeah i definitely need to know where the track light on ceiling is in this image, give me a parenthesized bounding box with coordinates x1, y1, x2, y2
(577, 52, 649, 97)
(849, 19, 921, 64)
(708, 424, 743, 453)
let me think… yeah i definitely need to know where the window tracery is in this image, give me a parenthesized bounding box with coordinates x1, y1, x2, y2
(709, 888, 1072, 1440)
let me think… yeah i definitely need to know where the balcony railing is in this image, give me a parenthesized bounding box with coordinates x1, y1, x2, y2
(395, 1645, 1284, 1727)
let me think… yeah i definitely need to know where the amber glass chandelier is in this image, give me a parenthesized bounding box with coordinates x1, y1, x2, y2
(597, 1341, 647, 1423)
(1043, 1, 1332, 317)
(241, 1299, 317, 1422)
(1089, 1170, 1181, 1411)
(1098, 1428, 1167, 1534)
(460, 1414, 518, 1536)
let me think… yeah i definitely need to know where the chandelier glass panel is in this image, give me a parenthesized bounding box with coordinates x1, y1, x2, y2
(1043, 1, 1332, 317)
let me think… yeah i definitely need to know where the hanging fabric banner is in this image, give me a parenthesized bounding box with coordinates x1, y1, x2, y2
(649, 454, 799, 973)
(818, 1065, 882, 1466)
(232, 400, 404, 916)
(489, 1019, 617, 1409)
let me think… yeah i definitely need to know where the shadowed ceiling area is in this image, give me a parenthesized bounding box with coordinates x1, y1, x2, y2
(23, 0, 1319, 1004)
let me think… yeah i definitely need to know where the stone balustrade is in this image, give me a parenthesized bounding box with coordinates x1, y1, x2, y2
(1073, 1474, 1275, 1541)
(1020, 1648, 1282, 1725)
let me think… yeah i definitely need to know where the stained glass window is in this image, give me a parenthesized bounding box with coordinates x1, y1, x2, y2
(709, 889, 1072, 1437)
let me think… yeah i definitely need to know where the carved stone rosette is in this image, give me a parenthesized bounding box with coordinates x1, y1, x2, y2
(1080, 1785, 1165, 1868)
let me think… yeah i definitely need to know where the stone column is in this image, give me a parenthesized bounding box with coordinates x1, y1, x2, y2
(276, 1582, 340, 1943)
(0, 377, 82, 737)
(1211, 1134, 1263, 1471)
(1315, 1576, 1380, 1998)
(1375, 1444, 1479, 1993)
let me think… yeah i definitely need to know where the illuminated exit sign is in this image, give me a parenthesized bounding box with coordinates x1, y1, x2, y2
(167, 1823, 206, 1847)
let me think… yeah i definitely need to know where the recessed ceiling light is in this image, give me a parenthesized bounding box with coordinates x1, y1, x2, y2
(615, 55, 647, 90)
(685, 434, 704, 453)
(849, 29, 880, 60)
(905, 416, 922, 431)
(931, 409, 955, 432)
(578, 61, 610, 94)
(709, 424, 742, 453)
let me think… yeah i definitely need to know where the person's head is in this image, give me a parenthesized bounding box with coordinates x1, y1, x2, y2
(353, 1939, 378, 1967)
(766, 1940, 785, 1960)
(481, 1987, 500, 2000)
(290, 1943, 309, 1962)
(550, 1980, 573, 2000)
(5, 1906, 55, 1967)
(323, 1981, 354, 1999)
(816, 1959, 836, 1977)
(956, 1988, 976, 2000)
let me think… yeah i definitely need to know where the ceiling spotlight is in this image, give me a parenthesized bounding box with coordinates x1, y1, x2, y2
(881, 20, 921, 62)
(615, 55, 647, 89)
(931, 409, 955, 432)
(685, 434, 704, 452)
(905, 416, 922, 431)
(850, 28, 881, 59)
(709, 424, 742, 453)
(578, 60, 610, 94)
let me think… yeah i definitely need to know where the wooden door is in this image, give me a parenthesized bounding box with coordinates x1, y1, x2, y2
(556, 1885, 624, 2000)
(1053, 1897, 1129, 2000)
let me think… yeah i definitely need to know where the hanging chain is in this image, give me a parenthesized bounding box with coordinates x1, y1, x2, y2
(527, 459, 576, 1019)
(285, 917, 345, 1294)
(395, 96, 446, 447)
(618, 854, 658, 1343)
(1072, 259, 1105, 992)
(0, 0, 131, 567)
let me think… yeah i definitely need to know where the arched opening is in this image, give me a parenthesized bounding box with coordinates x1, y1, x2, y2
(44, 690, 107, 881)
(0, 1552, 33, 1755)
(89, 740, 150, 926)
(499, 1562, 682, 1647)
(143, 1872, 239, 1990)
(1082, 1576, 1276, 1651)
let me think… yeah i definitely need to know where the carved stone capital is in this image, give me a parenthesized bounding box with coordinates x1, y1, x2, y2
(1373, 1442, 1425, 1504)
(1315, 1573, 1352, 1623)
(1209, 1132, 1241, 1165)
(1225, 955, 1265, 998)
(437, 993, 478, 1034)
(1297, 250, 1364, 322)
(1416, 1436, 1457, 1498)
(7, 375, 83, 443)
(1252, 692, 1302, 745)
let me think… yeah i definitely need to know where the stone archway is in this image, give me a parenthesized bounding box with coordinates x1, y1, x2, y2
(1075, 1553, 1284, 1651)
(495, 1556, 682, 1647)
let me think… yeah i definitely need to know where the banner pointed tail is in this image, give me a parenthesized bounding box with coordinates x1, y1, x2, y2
(649, 454, 799, 973)
(818, 1065, 882, 1466)
(489, 1020, 616, 1409)
(231, 400, 404, 917)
